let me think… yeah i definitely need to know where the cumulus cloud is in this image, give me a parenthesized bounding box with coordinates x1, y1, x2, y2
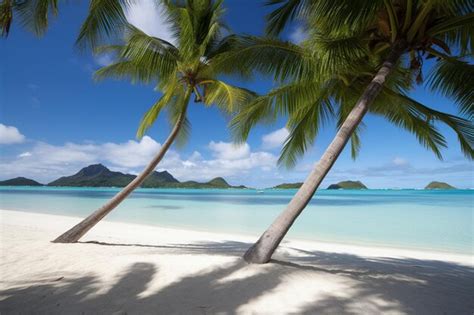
(0, 137, 279, 185)
(125, 0, 175, 44)
(0, 124, 25, 144)
(209, 141, 251, 160)
(262, 128, 289, 149)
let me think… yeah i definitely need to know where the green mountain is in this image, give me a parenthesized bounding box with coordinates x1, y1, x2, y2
(425, 181, 456, 189)
(0, 177, 43, 186)
(47, 164, 244, 189)
(327, 180, 367, 190)
(141, 171, 179, 188)
(273, 182, 303, 189)
(163, 177, 243, 189)
(48, 164, 135, 187)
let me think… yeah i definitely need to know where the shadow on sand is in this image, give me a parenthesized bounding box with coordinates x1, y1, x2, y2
(1, 240, 473, 314)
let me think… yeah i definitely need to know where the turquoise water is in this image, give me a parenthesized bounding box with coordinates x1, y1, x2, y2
(0, 187, 472, 254)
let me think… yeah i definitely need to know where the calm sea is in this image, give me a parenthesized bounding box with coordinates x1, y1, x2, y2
(0, 187, 472, 255)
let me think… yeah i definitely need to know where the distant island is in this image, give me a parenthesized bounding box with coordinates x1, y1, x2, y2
(0, 177, 43, 186)
(0, 164, 246, 189)
(273, 182, 303, 189)
(272, 180, 368, 190)
(327, 180, 367, 190)
(425, 181, 456, 190)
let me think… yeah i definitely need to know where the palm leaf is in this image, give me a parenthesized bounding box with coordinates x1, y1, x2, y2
(76, 0, 135, 49)
(203, 80, 257, 113)
(427, 59, 474, 119)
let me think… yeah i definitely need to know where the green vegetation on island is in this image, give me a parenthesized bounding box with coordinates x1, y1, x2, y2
(0, 177, 43, 186)
(425, 181, 456, 190)
(327, 181, 367, 190)
(46, 164, 244, 189)
(48, 164, 135, 187)
(273, 183, 303, 189)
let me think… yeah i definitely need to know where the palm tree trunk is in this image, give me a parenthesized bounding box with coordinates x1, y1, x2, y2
(52, 89, 192, 243)
(243, 44, 406, 264)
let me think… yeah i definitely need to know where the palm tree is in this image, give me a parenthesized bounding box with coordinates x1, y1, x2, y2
(228, 0, 474, 263)
(53, 0, 256, 243)
(1, 0, 59, 37)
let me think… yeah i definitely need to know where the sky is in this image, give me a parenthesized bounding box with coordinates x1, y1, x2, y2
(0, 0, 472, 189)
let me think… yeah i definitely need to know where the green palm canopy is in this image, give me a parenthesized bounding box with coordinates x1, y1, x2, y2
(227, 0, 474, 167)
(224, 0, 474, 264)
(53, 0, 258, 243)
(90, 1, 256, 140)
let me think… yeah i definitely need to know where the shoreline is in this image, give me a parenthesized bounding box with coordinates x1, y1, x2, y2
(1, 209, 472, 266)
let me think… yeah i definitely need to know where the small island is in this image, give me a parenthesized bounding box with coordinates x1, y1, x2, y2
(327, 180, 367, 190)
(0, 177, 43, 186)
(425, 181, 456, 190)
(273, 182, 303, 189)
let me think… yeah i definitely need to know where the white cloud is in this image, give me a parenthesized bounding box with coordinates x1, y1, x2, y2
(125, 0, 175, 44)
(289, 26, 307, 44)
(102, 136, 162, 168)
(262, 128, 289, 149)
(18, 152, 32, 158)
(209, 141, 251, 160)
(392, 157, 408, 166)
(0, 124, 25, 144)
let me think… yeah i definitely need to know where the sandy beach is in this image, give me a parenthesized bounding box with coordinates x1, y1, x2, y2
(0, 209, 473, 314)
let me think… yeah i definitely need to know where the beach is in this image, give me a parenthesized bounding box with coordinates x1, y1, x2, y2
(1, 209, 473, 314)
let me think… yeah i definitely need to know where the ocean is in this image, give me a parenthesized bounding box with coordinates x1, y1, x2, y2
(0, 187, 472, 255)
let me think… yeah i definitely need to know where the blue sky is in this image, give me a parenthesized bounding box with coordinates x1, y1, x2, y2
(0, 0, 472, 188)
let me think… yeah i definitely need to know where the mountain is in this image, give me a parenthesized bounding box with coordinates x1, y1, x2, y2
(48, 164, 135, 187)
(273, 182, 303, 189)
(327, 180, 367, 190)
(141, 171, 179, 188)
(0, 177, 43, 186)
(425, 181, 456, 189)
(47, 164, 244, 189)
(165, 177, 243, 189)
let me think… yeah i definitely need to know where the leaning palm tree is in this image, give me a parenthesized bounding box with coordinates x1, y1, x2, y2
(228, 0, 474, 263)
(1, 0, 59, 37)
(53, 0, 256, 243)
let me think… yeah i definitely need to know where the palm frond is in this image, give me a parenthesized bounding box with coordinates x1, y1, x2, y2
(389, 92, 474, 159)
(94, 60, 159, 84)
(137, 90, 177, 139)
(265, 0, 309, 36)
(76, 0, 134, 49)
(202, 80, 257, 113)
(0, 0, 13, 37)
(279, 96, 334, 168)
(210, 36, 314, 82)
(371, 89, 449, 159)
(120, 24, 179, 81)
(15, 0, 58, 36)
(350, 123, 364, 160)
(427, 59, 474, 119)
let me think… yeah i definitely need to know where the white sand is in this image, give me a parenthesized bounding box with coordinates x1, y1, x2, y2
(1, 209, 473, 314)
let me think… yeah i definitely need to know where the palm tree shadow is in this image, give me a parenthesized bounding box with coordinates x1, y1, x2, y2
(79, 239, 252, 256)
(0, 258, 286, 314)
(278, 248, 474, 314)
(1, 241, 473, 314)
